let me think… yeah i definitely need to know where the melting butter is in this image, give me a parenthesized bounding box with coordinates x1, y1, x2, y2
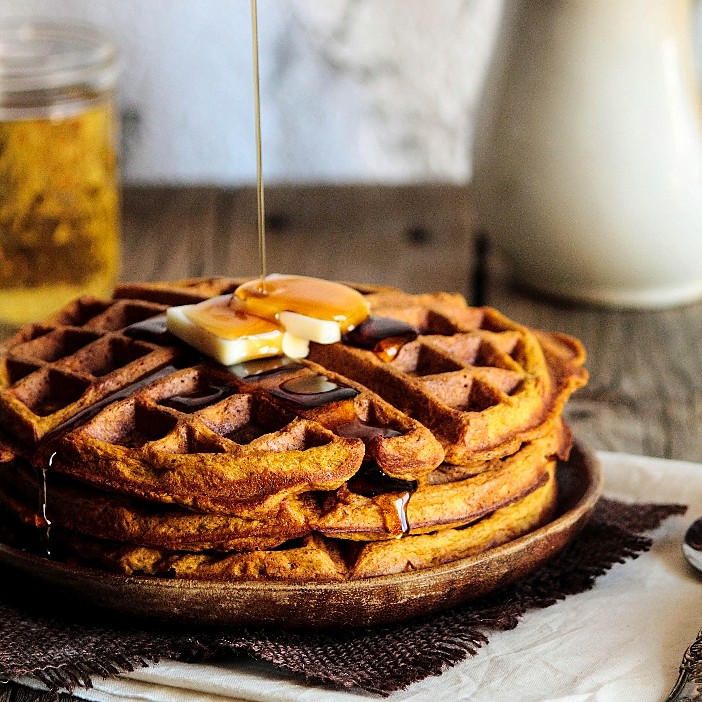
(185, 295, 281, 339)
(235, 275, 370, 333)
(166, 276, 370, 366)
(167, 296, 289, 365)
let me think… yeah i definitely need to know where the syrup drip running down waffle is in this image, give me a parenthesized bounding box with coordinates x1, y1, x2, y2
(0, 278, 587, 581)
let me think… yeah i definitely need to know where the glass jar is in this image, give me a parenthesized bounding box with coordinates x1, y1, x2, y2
(0, 20, 120, 326)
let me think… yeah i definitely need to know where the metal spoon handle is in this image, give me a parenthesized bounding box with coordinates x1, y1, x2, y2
(665, 629, 702, 701)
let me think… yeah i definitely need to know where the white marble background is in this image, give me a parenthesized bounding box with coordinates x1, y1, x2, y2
(0, 0, 502, 184)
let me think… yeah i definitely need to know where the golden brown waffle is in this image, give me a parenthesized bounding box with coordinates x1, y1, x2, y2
(238, 358, 444, 480)
(0, 295, 178, 448)
(0, 277, 586, 584)
(0, 461, 314, 551)
(0, 422, 566, 550)
(43, 359, 443, 513)
(33, 465, 557, 581)
(350, 462, 558, 578)
(47, 365, 366, 513)
(315, 423, 569, 540)
(308, 288, 587, 465)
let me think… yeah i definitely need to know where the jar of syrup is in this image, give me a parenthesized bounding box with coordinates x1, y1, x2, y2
(0, 20, 120, 326)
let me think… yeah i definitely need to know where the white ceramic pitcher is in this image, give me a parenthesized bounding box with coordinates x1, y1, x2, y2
(472, 0, 702, 308)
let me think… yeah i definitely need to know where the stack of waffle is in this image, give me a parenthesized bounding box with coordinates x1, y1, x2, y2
(0, 279, 587, 581)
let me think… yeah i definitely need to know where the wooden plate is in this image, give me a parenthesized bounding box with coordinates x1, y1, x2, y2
(0, 442, 601, 629)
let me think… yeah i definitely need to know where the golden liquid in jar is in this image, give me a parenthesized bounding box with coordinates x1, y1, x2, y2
(0, 101, 120, 326)
(235, 275, 370, 332)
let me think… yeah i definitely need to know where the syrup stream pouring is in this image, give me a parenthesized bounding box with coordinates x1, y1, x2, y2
(663, 518, 702, 701)
(250, 0, 266, 288)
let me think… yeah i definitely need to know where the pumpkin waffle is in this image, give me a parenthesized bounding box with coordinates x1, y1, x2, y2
(0, 277, 586, 586)
(44, 366, 366, 514)
(39, 359, 443, 514)
(0, 421, 566, 550)
(0, 295, 179, 448)
(113, 278, 587, 471)
(12, 462, 557, 581)
(308, 287, 587, 466)
(314, 421, 569, 540)
(349, 460, 558, 578)
(0, 461, 315, 552)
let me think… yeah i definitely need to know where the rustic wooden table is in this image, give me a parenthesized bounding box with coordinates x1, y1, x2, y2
(2, 184, 702, 701)
(115, 184, 702, 462)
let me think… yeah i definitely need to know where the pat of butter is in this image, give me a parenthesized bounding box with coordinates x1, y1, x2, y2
(165, 276, 368, 366)
(167, 305, 309, 365)
(235, 275, 370, 333)
(278, 310, 341, 344)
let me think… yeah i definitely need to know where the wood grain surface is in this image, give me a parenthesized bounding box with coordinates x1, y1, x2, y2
(119, 184, 476, 294)
(118, 184, 702, 463)
(2, 183, 701, 701)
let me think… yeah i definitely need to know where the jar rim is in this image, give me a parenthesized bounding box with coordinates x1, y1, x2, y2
(0, 19, 117, 93)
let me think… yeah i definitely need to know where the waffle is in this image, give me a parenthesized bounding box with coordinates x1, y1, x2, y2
(0, 421, 566, 550)
(308, 288, 587, 465)
(0, 295, 179, 448)
(17, 465, 558, 581)
(0, 277, 586, 584)
(0, 461, 316, 551)
(314, 422, 569, 540)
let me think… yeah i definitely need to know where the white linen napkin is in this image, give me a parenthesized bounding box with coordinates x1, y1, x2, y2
(19, 451, 702, 702)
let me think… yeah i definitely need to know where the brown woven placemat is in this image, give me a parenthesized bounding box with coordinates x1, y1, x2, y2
(0, 498, 686, 697)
